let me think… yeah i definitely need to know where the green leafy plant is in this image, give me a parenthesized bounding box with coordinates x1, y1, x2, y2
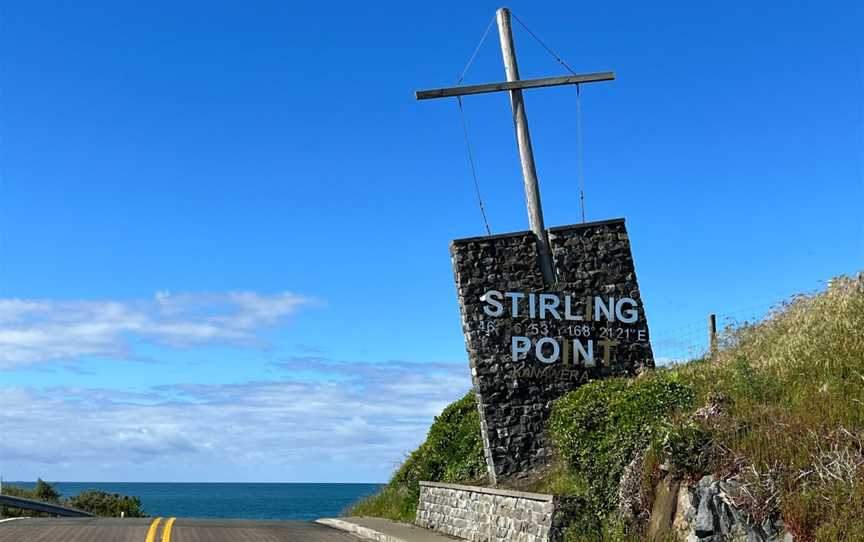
(549, 371, 694, 538)
(0, 480, 145, 518)
(66, 490, 146, 518)
(655, 418, 712, 475)
(347, 391, 486, 522)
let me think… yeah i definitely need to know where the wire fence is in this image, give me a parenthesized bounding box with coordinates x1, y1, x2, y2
(649, 281, 832, 366)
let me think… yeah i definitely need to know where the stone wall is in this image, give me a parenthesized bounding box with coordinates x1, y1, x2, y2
(415, 481, 576, 542)
(450, 218, 654, 484)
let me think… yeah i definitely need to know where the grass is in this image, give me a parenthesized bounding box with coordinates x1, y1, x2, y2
(667, 275, 864, 541)
(548, 274, 864, 540)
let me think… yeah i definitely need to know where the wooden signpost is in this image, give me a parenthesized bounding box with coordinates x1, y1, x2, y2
(417, 8, 652, 484)
(416, 7, 615, 285)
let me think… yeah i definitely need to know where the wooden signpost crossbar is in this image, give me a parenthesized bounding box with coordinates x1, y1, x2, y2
(415, 8, 614, 284)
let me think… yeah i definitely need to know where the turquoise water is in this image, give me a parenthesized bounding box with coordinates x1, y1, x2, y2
(8, 482, 383, 520)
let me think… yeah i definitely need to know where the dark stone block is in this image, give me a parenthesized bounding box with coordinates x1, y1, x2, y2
(451, 218, 654, 484)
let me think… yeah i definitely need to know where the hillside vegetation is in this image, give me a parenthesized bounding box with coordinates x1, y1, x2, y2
(350, 275, 864, 541)
(0, 479, 146, 518)
(668, 275, 864, 541)
(347, 392, 486, 522)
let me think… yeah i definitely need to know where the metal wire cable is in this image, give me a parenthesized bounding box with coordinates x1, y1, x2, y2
(576, 84, 586, 222)
(457, 97, 492, 235)
(452, 15, 496, 235)
(456, 14, 497, 85)
(510, 11, 588, 223)
(510, 12, 578, 75)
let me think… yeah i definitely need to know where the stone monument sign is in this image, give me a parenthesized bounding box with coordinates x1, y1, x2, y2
(415, 8, 654, 484)
(451, 218, 654, 484)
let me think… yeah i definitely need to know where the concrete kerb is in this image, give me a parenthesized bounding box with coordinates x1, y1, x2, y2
(316, 517, 464, 542)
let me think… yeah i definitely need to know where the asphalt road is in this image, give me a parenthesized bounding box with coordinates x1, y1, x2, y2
(0, 517, 360, 542)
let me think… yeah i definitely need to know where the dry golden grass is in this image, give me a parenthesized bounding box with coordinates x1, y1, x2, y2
(672, 274, 864, 541)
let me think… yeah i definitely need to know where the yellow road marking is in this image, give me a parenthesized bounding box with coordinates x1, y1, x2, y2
(145, 517, 163, 542)
(162, 517, 176, 542)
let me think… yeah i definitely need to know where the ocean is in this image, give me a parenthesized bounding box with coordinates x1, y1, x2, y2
(7, 482, 383, 520)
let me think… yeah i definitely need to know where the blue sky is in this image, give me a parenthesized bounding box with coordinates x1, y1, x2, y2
(1, 1, 861, 482)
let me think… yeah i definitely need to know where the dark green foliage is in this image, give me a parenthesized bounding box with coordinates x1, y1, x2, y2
(1, 479, 61, 518)
(0, 480, 146, 518)
(389, 392, 486, 489)
(33, 479, 61, 503)
(655, 418, 712, 475)
(66, 490, 146, 518)
(348, 391, 486, 522)
(549, 371, 694, 537)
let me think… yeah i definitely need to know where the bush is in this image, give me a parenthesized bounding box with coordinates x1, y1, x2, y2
(347, 391, 486, 523)
(0, 480, 146, 518)
(654, 416, 713, 475)
(549, 371, 694, 538)
(0, 479, 62, 518)
(66, 490, 146, 518)
(32, 479, 61, 503)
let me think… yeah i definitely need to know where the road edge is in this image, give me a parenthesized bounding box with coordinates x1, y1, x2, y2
(316, 518, 409, 542)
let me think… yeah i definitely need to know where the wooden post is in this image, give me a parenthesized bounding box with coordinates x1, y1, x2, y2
(496, 7, 555, 285)
(708, 313, 717, 354)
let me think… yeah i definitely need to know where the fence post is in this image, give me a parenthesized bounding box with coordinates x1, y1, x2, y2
(708, 313, 717, 355)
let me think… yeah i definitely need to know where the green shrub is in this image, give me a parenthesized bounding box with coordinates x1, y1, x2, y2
(347, 391, 486, 523)
(0, 479, 62, 518)
(0, 479, 145, 518)
(655, 417, 712, 475)
(66, 490, 146, 518)
(389, 391, 486, 490)
(549, 371, 694, 538)
(32, 479, 61, 504)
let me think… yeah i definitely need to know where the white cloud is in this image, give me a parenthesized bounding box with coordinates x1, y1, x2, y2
(0, 292, 319, 368)
(0, 359, 473, 482)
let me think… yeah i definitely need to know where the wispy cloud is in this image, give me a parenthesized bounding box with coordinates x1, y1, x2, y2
(0, 359, 472, 481)
(0, 292, 319, 368)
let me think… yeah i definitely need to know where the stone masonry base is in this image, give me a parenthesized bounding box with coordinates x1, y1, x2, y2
(415, 482, 576, 542)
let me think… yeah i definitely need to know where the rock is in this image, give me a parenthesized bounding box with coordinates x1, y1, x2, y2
(669, 474, 793, 542)
(672, 483, 698, 536)
(616, 448, 648, 526)
(713, 494, 733, 536)
(451, 221, 653, 484)
(694, 490, 715, 536)
(698, 475, 716, 490)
